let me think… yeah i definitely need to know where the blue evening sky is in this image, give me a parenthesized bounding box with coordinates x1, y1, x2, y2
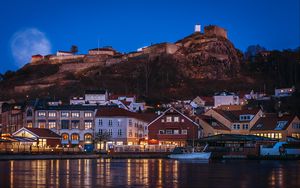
(0, 0, 299, 73)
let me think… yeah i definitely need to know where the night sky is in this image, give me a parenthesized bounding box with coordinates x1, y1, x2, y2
(0, 0, 299, 73)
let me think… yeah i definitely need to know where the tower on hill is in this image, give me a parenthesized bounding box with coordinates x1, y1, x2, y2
(195, 24, 201, 33)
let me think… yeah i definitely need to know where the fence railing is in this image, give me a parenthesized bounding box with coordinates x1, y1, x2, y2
(112, 145, 177, 153)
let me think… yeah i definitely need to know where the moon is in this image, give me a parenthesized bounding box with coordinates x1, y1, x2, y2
(10, 28, 51, 67)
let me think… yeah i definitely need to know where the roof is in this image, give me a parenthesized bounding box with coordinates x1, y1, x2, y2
(16, 128, 61, 139)
(35, 104, 100, 111)
(251, 113, 296, 131)
(96, 107, 156, 122)
(214, 91, 237, 96)
(198, 134, 277, 142)
(197, 115, 230, 131)
(32, 54, 43, 57)
(109, 94, 136, 100)
(213, 108, 260, 122)
(85, 89, 107, 94)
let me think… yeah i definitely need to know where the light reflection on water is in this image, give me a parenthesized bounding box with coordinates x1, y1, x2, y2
(0, 159, 300, 188)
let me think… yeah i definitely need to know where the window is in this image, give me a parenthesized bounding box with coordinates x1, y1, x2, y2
(166, 116, 172, 122)
(174, 117, 179, 122)
(48, 112, 56, 117)
(62, 134, 69, 141)
(118, 129, 122, 136)
(292, 123, 300, 129)
(27, 121, 33, 128)
(27, 110, 33, 117)
(135, 133, 138, 137)
(174, 130, 179, 134)
(129, 119, 132, 126)
(84, 134, 92, 142)
(71, 120, 80, 129)
(292, 133, 300, 139)
(108, 129, 113, 136)
(182, 129, 187, 135)
(98, 129, 103, 135)
(84, 121, 92, 130)
(159, 130, 165, 134)
(161, 119, 165, 123)
(243, 124, 249, 130)
(181, 119, 185, 122)
(71, 134, 79, 141)
(99, 119, 103, 126)
(38, 121, 46, 128)
(108, 120, 113, 126)
(71, 112, 80, 118)
(129, 130, 133, 137)
(61, 112, 69, 118)
(166, 129, 172, 134)
(48, 121, 56, 129)
(61, 120, 69, 129)
(84, 112, 93, 118)
(38, 112, 46, 117)
(117, 120, 121, 126)
(233, 124, 240, 130)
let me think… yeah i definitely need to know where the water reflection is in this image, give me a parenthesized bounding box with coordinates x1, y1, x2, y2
(0, 159, 299, 187)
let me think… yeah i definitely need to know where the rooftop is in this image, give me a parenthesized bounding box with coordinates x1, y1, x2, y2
(251, 113, 296, 131)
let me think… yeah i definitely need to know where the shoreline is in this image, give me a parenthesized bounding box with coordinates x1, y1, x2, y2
(1, 153, 300, 161)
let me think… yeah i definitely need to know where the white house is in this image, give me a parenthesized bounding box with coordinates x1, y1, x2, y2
(95, 107, 156, 149)
(85, 90, 108, 104)
(56, 51, 73, 56)
(214, 91, 239, 108)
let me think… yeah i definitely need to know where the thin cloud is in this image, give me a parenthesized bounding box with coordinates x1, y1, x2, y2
(10, 28, 51, 67)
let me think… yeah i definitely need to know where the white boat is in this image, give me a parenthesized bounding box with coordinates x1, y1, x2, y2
(168, 144, 211, 160)
(168, 152, 211, 160)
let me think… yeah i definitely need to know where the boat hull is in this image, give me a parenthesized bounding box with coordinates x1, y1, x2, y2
(168, 152, 211, 160)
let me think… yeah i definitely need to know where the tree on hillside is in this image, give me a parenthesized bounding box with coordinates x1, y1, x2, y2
(244, 45, 266, 62)
(70, 45, 78, 54)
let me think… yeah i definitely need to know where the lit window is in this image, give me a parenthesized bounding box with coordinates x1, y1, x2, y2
(71, 112, 80, 118)
(38, 112, 46, 117)
(166, 117, 172, 122)
(48, 112, 56, 117)
(62, 134, 69, 140)
(182, 129, 187, 134)
(161, 119, 165, 123)
(174, 117, 179, 122)
(181, 119, 185, 122)
(84, 134, 92, 142)
(166, 129, 172, 134)
(61, 112, 69, 118)
(38, 121, 46, 128)
(27, 121, 33, 128)
(71, 134, 79, 140)
(84, 121, 92, 130)
(71, 120, 80, 129)
(84, 112, 93, 118)
(174, 130, 179, 134)
(48, 121, 56, 129)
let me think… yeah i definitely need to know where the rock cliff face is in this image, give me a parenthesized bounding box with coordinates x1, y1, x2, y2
(174, 33, 241, 79)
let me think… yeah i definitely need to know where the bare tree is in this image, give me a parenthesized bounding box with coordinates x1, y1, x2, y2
(94, 130, 111, 151)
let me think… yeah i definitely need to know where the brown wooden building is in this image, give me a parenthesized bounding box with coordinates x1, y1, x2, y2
(148, 107, 200, 146)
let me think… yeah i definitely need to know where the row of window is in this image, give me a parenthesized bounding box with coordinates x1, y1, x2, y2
(253, 133, 282, 139)
(32, 120, 93, 130)
(98, 129, 123, 136)
(232, 124, 249, 130)
(61, 133, 92, 141)
(292, 123, 300, 129)
(240, 115, 252, 121)
(37, 111, 93, 118)
(159, 129, 188, 135)
(161, 116, 184, 123)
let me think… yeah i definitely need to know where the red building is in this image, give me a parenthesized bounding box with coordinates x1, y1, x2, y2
(148, 107, 200, 146)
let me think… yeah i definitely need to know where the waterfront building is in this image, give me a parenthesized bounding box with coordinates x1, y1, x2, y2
(147, 107, 201, 146)
(0, 103, 24, 134)
(25, 104, 99, 148)
(195, 115, 231, 137)
(250, 113, 300, 141)
(204, 108, 262, 135)
(12, 127, 61, 147)
(95, 107, 155, 148)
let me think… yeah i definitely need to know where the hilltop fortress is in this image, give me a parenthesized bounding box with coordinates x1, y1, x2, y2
(30, 24, 228, 66)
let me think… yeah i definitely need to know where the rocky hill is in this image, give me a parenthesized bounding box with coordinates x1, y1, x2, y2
(0, 26, 254, 103)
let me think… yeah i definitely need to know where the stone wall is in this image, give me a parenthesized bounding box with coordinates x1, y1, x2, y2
(204, 25, 227, 39)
